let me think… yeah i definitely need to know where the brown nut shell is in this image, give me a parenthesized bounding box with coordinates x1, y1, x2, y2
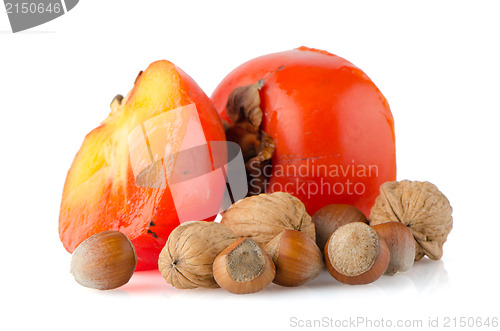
(265, 229, 324, 287)
(213, 238, 275, 294)
(158, 221, 237, 289)
(221, 192, 315, 248)
(372, 222, 415, 275)
(324, 222, 389, 285)
(312, 204, 368, 250)
(369, 180, 453, 261)
(70, 231, 137, 290)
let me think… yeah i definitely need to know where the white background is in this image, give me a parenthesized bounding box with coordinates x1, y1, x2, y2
(1, 1, 499, 330)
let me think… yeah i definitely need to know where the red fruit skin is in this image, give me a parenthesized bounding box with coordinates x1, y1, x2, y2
(211, 47, 396, 217)
(60, 61, 225, 271)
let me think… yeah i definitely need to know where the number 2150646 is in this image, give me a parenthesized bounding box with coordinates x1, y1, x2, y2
(5, 2, 62, 14)
(443, 316, 498, 328)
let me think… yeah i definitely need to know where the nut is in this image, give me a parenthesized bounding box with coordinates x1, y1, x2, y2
(158, 221, 237, 289)
(213, 238, 276, 294)
(372, 222, 415, 275)
(369, 180, 453, 261)
(312, 204, 368, 250)
(221, 192, 315, 248)
(70, 231, 137, 290)
(264, 230, 324, 287)
(324, 222, 389, 285)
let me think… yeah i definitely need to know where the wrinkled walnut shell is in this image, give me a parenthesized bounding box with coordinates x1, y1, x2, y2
(221, 192, 315, 248)
(158, 221, 237, 289)
(369, 180, 453, 261)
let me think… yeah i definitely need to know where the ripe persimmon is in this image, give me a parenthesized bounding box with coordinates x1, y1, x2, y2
(59, 61, 225, 270)
(211, 47, 396, 216)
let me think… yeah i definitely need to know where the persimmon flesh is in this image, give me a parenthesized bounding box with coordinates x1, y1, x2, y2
(59, 61, 225, 271)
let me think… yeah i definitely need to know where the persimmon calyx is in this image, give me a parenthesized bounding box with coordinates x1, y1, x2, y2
(224, 80, 275, 195)
(226, 79, 264, 128)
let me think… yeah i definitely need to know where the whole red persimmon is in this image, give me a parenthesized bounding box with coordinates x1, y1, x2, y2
(211, 47, 396, 217)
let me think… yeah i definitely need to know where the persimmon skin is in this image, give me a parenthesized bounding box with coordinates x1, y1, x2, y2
(211, 47, 396, 217)
(59, 61, 225, 271)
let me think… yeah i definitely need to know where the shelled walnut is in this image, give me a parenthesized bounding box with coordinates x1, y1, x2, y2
(369, 180, 453, 261)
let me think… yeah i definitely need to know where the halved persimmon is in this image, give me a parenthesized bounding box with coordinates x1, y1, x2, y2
(59, 61, 225, 270)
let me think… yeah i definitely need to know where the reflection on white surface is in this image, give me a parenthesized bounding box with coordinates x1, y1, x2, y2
(115, 257, 449, 298)
(376, 258, 449, 295)
(405, 258, 449, 293)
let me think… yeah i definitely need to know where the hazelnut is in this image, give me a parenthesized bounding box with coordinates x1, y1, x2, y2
(264, 230, 324, 287)
(369, 180, 453, 260)
(312, 204, 368, 250)
(372, 222, 415, 275)
(324, 222, 389, 285)
(70, 231, 137, 290)
(221, 192, 315, 248)
(158, 221, 237, 289)
(213, 238, 275, 294)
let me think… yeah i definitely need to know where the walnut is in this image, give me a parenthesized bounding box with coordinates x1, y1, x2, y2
(221, 192, 315, 248)
(158, 221, 237, 289)
(369, 180, 453, 261)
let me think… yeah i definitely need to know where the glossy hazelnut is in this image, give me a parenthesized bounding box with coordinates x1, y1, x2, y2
(213, 238, 275, 294)
(265, 229, 324, 287)
(372, 222, 415, 275)
(70, 231, 137, 290)
(324, 222, 389, 285)
(312, 204, 367, 250)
